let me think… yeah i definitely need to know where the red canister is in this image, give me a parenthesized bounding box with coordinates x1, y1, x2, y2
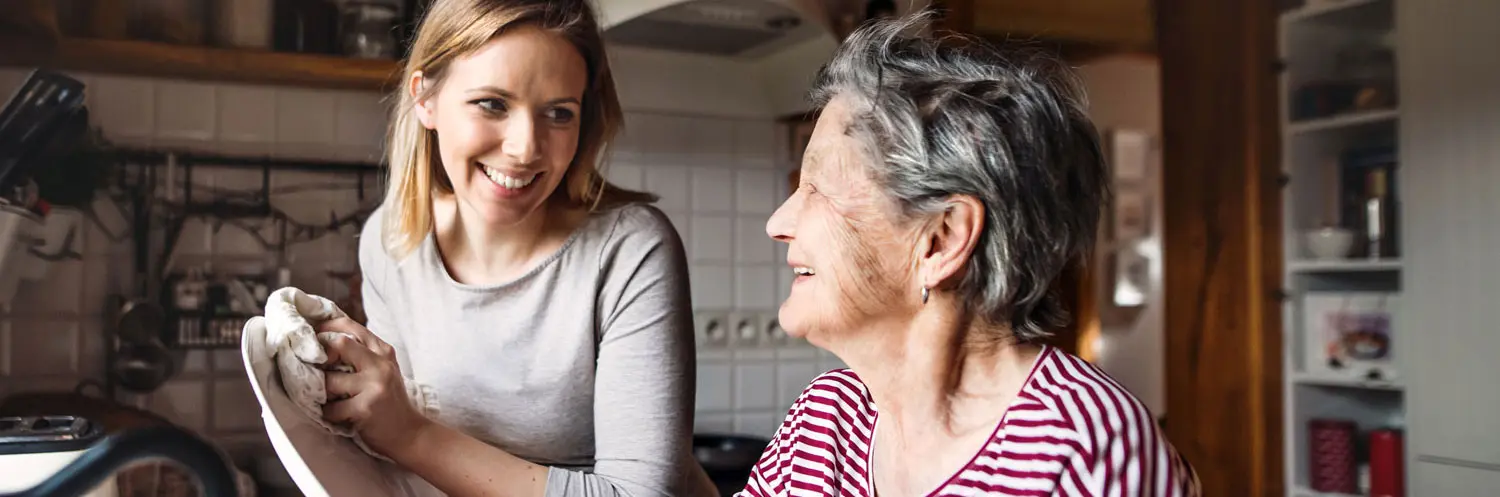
(1368, 429, 1405, 497)
(1309, 419, 1359, 493)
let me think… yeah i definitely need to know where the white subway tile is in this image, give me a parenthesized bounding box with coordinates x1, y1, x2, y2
(80, 254, 124, 316)
(689, 264, 733, 309)
(685, 117, 735, 159)
(734, 412, 782, 438)
(212, 350, 242, 372)
(335, 91, 388, 149)
(77, 321, 106, 381)
(213, 222, 271, 257)
(12, 258, 84, 315)
(181, 350, 209, 374)
(5, 319, 78, 376)
(213, 141, 276, 157)
(735, 216, 774, 264)
(775, 343, 819, 361)
(154, 81, 217, 141)
(690, 215, 733, 263)
(605, 163, 644, 190)
(733, 362, 777, 410)
(612, 117, 642, 155)
(734, 121, 777, 168)
(270, 171, 333, 220)
(89, 76, 155, 142)
(629, 113, 674, 157)
(151, 379, 208, 432)
(734, 266, 776, 310)
(217, 85, 277, 143)
(213, 380, 260, 431)
(734, 169, 779, 214)
(691, 168, 735, 213)
(83, 196, 130, 256)
(695, 361, 733, 412)
(643, 166, 689, 211)
(776, 361, 823, 409)
(694, 413, 734, 434)
(732, 346, 776, 361)
(173, 218, 214, 258)
(275, 89, 338, 157)
(665, 211, 689, 245)
(819, 355, 848, 373)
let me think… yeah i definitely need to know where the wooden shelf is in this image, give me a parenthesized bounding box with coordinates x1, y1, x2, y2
(0, 38, 401, 91)
(1292, 372, 1403, 391)
(1281, 0, 1392, 29)
(1291, 485, 1365, 497)
(1288, 259, 1401, 273)
(1287, 108, 1399, 135)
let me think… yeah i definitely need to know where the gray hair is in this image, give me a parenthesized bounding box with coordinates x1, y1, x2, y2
(810, 13, 1108, 342)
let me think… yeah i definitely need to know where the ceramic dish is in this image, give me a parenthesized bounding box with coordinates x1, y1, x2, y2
(241, 317, 417, 497)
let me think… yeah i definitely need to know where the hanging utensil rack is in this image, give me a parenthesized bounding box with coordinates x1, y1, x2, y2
(103, 148, 380, 358)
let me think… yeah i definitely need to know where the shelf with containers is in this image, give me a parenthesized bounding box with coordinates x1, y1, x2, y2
(1278, 0, 1406, 495)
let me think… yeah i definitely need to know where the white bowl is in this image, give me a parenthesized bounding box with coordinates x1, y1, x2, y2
(1305, 227, 1354, 260)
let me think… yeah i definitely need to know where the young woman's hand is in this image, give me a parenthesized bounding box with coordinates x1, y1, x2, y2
(316, 317, 431, 459)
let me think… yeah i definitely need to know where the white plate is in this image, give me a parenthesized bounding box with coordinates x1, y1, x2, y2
(240, 317, 416, 497)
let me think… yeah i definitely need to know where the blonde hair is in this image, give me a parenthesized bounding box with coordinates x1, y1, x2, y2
(381, 0, 656, 259)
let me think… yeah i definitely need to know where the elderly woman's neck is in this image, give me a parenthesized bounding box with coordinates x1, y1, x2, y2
(847, 314, 1043, 433)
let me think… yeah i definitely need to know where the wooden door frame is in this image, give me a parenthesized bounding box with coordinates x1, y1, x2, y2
(1156, 0, 1284, 494)
(935, 0, 1284, 494)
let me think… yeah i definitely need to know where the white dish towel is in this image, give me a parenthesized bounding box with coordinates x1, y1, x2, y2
(241, 287, 439, 461)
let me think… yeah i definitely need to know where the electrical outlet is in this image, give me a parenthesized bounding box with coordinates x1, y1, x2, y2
(764, 311, 816, 349)
(694, 311, 730, 349)
(728, 312, 768, 348)
(761, 312, 789, 345)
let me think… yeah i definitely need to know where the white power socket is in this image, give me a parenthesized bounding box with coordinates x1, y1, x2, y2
(763, 312, 811, 348)
(728, 312, 770, 348)
(694, 311, 730, 349)
(760, 312, 788, 345)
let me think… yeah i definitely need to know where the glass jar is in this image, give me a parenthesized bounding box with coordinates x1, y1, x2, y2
(339, 2, 398, 59)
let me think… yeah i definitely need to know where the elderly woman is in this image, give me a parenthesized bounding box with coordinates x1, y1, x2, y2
(741, 16, 1200, 497)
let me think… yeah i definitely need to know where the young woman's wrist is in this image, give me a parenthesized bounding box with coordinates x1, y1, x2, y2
(384, 415, 440, 465)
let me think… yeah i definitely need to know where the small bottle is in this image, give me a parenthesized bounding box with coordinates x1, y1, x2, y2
(1364, 169, 1390, 259)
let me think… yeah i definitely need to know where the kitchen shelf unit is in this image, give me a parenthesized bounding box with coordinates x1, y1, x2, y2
(1278, 0, 1404, 495)
(0, 37, 401, 90)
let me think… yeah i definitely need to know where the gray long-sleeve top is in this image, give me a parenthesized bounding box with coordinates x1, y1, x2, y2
(358, 202, 716, 497)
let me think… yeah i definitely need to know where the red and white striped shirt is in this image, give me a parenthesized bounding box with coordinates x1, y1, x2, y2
(737, 346, 1201, 496)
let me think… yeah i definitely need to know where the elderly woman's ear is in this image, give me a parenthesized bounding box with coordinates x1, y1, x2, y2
(915, 194, 986, 295)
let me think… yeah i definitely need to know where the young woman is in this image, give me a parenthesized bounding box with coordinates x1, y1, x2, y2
(312, 1, 716, 495)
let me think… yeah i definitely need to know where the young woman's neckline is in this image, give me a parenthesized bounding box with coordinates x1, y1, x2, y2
(865, 344, 1053, 497)
(424, 198, 595, 292)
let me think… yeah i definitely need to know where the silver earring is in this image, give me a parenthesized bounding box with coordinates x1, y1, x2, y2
(921, 286, 930, 304)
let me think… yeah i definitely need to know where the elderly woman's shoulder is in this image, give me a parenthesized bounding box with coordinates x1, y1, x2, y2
(1024, 348, 1166, 438)
(792, 368, 878, 412)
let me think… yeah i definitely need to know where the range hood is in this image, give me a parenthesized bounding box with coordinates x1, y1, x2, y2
(604, 0, 828, 59)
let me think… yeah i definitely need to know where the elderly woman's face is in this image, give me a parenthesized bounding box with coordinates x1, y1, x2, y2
(767, 95, 920, 345)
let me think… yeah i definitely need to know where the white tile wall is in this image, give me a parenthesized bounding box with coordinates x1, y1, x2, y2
(0, 68, 837, 442)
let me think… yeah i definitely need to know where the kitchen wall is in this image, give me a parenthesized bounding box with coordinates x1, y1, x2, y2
(1074, 54, 1165, 415)
(0, 42, 839, 449)
(0, 45, 1160, 451)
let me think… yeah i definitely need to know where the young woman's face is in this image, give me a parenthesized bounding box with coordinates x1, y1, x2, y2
(415, 24, 588, 226)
